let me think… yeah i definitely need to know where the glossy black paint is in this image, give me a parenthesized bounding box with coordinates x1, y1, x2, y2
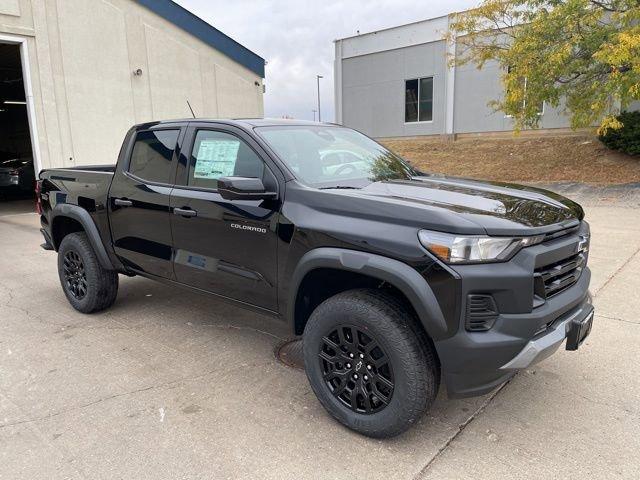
(37, 118, 591, 398)
(217, 176, 277, 201)
(108, 123, 185, 279)
(38, 118, 587, 320)
(167, 123, 283, 311)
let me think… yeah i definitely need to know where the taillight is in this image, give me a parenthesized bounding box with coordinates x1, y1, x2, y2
(35, 180, 43, 215)
(9, 169, 19, 176)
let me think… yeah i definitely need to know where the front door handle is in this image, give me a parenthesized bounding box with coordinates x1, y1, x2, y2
(114, 198, 133, 207)
(173, 207, 197, 218)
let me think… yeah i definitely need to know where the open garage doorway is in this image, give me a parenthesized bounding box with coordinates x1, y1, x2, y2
(0, 41, 35, 215)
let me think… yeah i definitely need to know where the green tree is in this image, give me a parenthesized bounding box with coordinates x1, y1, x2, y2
(448, 0, 640, 133)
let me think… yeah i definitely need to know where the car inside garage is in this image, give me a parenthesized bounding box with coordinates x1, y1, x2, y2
(0, 42, 35, 215)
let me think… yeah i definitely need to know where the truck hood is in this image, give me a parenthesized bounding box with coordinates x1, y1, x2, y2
(349, 175, 583, 236)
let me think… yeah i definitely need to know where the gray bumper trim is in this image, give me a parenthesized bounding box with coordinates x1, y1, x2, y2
(500, 305, 594, 370)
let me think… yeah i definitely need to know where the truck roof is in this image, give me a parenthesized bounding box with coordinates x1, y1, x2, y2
(133, 118, 336, 130)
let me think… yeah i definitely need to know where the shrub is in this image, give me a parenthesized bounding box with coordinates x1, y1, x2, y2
(599, 111, 640, 156)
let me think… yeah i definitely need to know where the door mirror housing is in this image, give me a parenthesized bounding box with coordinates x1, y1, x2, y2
(217, 177, 277, 201)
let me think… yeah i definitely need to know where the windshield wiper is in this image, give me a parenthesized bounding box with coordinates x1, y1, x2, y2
(318, 186, 361, 190)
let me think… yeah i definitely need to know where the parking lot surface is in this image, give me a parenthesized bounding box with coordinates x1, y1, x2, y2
(0, 189, 638, 480)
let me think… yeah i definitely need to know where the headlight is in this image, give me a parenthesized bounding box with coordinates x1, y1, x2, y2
(418, 230, 544, 264)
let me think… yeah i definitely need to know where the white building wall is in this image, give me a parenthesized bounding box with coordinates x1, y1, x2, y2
(0, 0, 264, 170)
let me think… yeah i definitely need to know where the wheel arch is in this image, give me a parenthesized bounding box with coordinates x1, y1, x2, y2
(288, 248, 448, 340)
(51, 204, 114, 270)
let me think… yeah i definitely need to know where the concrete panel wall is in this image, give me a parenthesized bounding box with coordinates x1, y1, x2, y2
(342, 41, 447, 138)
(628, 101, 640, 112)
(57, 0, 136, 166)
(453, 59, 571, 134)
(144, 24, 204, 120)
(0, 0, 20, 17)
(0, 0, 264, 169)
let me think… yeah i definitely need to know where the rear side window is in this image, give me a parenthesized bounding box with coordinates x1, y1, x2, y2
(188, 130, 265, 190)
(128, 130, 179, 184)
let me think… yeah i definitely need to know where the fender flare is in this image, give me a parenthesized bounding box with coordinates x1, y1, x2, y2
(51, 204, 115, 270)
(288, 248, 448, 339)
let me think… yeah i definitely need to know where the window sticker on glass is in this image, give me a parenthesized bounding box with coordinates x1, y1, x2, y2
(193, 139, 240, 179)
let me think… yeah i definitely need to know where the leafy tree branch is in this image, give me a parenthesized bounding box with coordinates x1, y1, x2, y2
(447, 0, 640, 132)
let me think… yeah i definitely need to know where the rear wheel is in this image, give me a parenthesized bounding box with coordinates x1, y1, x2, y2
(57, 232, 118, 313)
(303, 288, 439, 438)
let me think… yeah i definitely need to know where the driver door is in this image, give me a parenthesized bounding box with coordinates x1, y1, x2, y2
(169, 125, 281, 311)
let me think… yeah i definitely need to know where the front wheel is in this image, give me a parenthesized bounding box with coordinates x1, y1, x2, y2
(303, 289, 439, 438)
(57, 232, 118, 313)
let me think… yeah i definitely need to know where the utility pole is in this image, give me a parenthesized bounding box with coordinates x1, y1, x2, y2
(312, 109, 317, 122)
(316, 75, 323, 122)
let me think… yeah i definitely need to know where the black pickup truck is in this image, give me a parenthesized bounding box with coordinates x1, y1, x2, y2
(37, 119, 593, 438)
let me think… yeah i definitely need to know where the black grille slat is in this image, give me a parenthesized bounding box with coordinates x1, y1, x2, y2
(535, 252, 585, 299)
(539, 255, 584, 282)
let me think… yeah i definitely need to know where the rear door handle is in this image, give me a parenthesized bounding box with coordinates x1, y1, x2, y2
(114, 198, 133, 207)
(173, 207, 197, 218)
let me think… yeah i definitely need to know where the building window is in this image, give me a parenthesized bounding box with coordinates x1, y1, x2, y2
(405, 77, 433, 123)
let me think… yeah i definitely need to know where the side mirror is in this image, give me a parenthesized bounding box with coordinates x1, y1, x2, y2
(217, 177, 277, 201)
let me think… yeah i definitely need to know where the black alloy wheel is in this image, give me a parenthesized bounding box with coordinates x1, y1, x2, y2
(319, 324, 394, 414)
(303, 289, 440, 438)
(63, 250, 88, 300)
(57, 232, 119, 313)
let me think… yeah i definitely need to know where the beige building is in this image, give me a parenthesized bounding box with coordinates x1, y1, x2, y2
(0, 0, 265, 174)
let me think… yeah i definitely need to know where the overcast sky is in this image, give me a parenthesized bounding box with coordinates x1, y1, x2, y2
(175, 0, 479, 122)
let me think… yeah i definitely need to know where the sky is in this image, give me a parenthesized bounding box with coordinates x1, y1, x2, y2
(175, 0, 479, 122)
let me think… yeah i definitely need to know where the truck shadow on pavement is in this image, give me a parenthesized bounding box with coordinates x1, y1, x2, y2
(99, 275, 498, 441)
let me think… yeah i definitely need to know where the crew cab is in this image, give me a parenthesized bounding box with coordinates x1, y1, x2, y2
(37, 119, 593, 438)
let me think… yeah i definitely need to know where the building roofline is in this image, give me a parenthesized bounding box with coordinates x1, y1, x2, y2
(334, 12, 453, 43)
(135, 0, 265, 77)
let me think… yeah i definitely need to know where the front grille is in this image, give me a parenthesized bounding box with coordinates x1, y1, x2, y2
(534, 252, 585, 300)
(465, 294, 498, 332)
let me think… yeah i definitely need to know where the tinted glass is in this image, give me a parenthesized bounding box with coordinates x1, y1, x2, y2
(257, 126, 419, 188)
(405, 79, 419, 122)
(129, 130, 179, 184)
(419, 77, 433, 122)
(188, 130, 265, 190)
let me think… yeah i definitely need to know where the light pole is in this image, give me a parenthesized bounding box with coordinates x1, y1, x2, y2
(312, 109, 317, 122)
(316, 75, 323, 122)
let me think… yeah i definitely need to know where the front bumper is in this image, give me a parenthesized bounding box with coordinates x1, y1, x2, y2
(500, 301, 593, 370)
(438, 280, 593, 398)
(434, 222, 593, 397)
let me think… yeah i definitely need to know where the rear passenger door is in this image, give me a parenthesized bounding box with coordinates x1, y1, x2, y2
(169, 124, 281, 311)
(109, 125, 184, 279)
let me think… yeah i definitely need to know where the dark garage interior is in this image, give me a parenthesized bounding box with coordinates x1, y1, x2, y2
(0, 42, 35, 212)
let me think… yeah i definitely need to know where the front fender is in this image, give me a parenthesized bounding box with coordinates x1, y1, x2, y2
(288, 247, 448, 340)
(51, 204, 115, 271)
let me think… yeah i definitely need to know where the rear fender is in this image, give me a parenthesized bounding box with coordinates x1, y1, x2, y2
(51, 204, 114, 270)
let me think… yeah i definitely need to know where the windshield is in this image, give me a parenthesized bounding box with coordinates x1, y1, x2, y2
(256, 125, 419, 188)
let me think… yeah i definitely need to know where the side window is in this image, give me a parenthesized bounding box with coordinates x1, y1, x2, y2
(188, 130, 265, 190)
(129, 129, 179, 184)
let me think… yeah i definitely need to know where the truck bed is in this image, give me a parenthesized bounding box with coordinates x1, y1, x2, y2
(45, 164, 116, 173)
(39, 165, 115, 212)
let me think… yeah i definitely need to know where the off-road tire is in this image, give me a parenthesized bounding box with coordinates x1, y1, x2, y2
(303, 288, 439, 438)
(57, 232, 118, 313)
